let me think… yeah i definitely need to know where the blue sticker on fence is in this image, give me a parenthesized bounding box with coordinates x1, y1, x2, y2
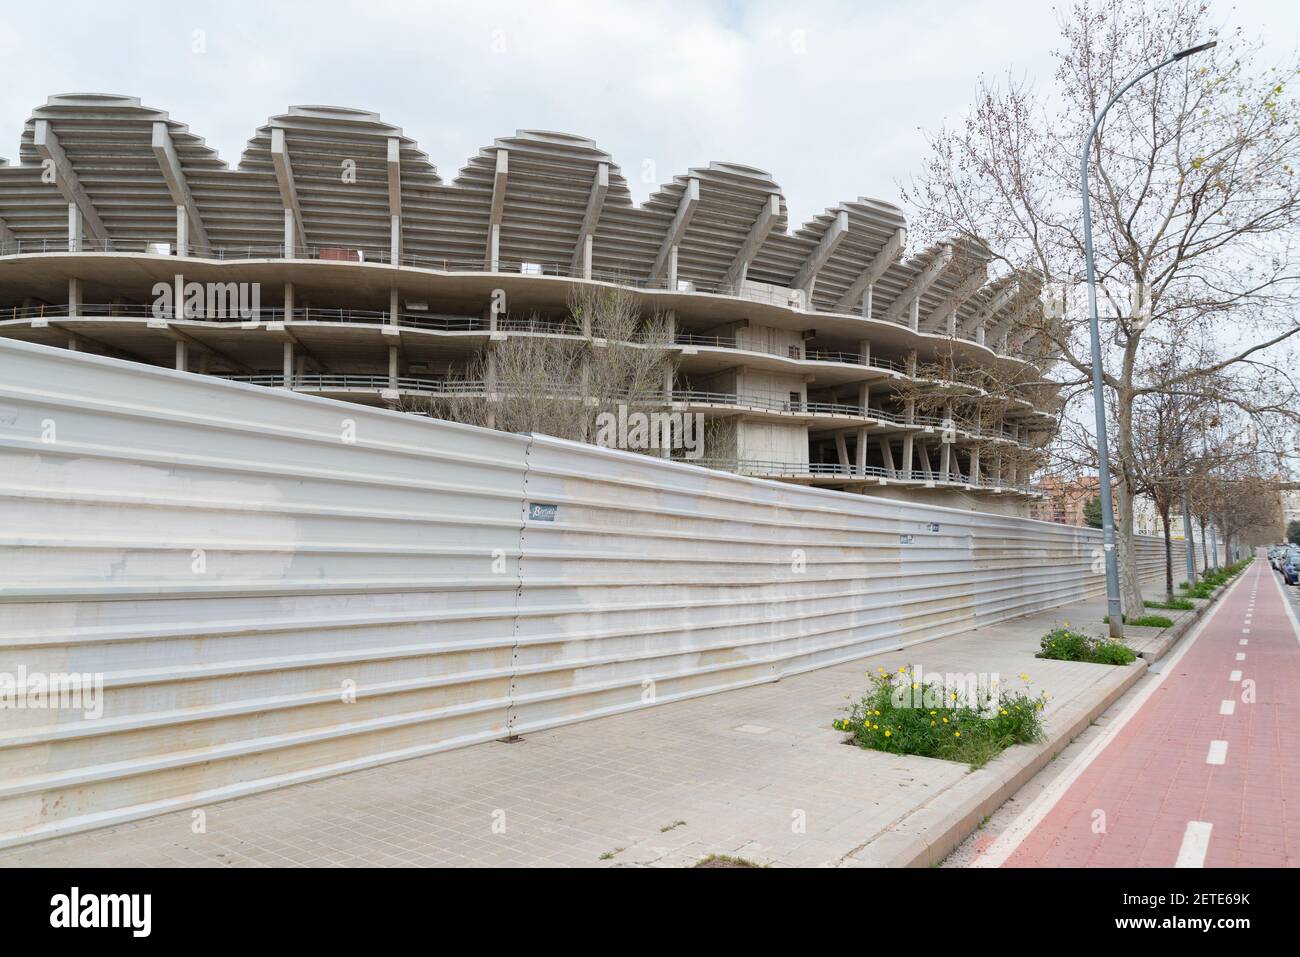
(528, 502, 558, 522)
(900, 534, 914, 545)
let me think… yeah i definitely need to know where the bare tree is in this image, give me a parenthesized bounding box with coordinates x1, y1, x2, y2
(1128, 346, 1214, 599)
(903, 0, 1300, 616)
(406, 286, 675, 447)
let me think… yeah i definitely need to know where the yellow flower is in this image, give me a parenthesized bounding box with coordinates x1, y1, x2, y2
(884, 729, 892, 737)
(942, 717, 949, 724)
(931, 720, 937, 726)
(898, 666, 907, 673)
(954, 731, 961, 738)
(878, 666, 886, 674)
(1000, 709, 1008, 716)
(873, 723, 879, 730)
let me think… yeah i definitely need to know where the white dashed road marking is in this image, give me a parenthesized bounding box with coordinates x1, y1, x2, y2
(1219, 700, 1236, 715)
(1175, 821, 1214, 868)
(1206, 740, 1229, 765)
(1230, 670, 1242, 681)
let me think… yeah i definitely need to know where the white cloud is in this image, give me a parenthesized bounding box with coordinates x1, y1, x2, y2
(0, 0, 1296, 227)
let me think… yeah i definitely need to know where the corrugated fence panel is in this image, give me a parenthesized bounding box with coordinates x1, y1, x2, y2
(0, 340, 1184, 847)
(0, 340, 531, 846)
(510, 437, 1177, 734)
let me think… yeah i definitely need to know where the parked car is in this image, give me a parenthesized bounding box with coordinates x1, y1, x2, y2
(1281, 549, 1300, 585)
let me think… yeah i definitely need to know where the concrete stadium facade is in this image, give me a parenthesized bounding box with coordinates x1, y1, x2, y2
(0, 94, 1057, 512)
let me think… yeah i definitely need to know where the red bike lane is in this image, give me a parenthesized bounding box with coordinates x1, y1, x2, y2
(1000, 559, 1300, 867)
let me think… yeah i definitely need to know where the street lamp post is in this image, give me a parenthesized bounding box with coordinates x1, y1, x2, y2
(1079, 40, 1216, 638)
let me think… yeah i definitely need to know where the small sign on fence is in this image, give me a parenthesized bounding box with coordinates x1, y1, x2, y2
(527, 502, 558, 522)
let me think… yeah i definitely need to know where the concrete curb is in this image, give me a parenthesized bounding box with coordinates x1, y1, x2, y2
(841, 574, 1249, 868)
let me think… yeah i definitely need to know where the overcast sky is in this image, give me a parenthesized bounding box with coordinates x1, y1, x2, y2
(2, 0, 1297, 227)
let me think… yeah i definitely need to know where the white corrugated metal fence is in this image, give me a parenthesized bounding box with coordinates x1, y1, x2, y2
(0, 340, 1182, 847)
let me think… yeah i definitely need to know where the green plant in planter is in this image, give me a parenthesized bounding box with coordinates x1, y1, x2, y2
(833, 665, 1046, 770)
(1146, 598, 1194, 611)
(1037, 626, 1136, 665)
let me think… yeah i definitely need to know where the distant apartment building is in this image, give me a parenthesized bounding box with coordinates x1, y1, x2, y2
(1031, 474, 1098, 526)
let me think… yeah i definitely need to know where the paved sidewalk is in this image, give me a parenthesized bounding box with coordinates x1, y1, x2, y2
(967, 560, 1299, 868)
(0, 590, 1185, 869)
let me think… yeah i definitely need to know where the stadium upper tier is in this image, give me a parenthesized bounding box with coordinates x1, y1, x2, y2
(0, 94, 1049, 362)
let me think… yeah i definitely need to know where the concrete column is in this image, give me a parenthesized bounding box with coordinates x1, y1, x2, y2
(835, 433, 850, 469)
(880, 437, 896, 478)
(862, 284, 873, 319)
(67, 204, 82, 253)
(663, 309, 676, 399)
(68, 278, 82, 317)
(295, 353, 306, 382)
(388, 345, 399, 390)
(66, 335, 79, 352)
(970, 447, 981, 486)
(668, 246, 679, 288)
(389, 287, 399, 324)
(176, 205, 189, 257)
(283, 209, 296, 256)
(855, 427, 869, 473)
(976, 325, 986, 347)
(857, 383, 870, 413)
(174, 340, 188, 372)
(487, 223, 500, 272)
(905, 398, 915, 425)
(283, 282, 295, 322)
(939, 441, 951, 480)
(907, 350, 917, 377)
(282, 341, 294, 388)
(582, 234, 594, 280)
(909, 297, 919, 331)
(902, 435, 914, 481)
(858, 338, 871, 366)
(390, 214, 401, 263)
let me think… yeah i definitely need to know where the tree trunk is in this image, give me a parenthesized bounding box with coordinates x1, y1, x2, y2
(1115, 478, 1146, 618)
(1113, 388, 1146, 620)
(1199, 519, 1209, 573)
(1160, 511, 1174, 602)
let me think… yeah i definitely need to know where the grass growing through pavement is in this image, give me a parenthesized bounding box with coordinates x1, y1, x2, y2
(1146, 597, 1195, 611)
(834, 665, 1046, 770)
(1036, 626, 1137, 665)
(1101, 613, 1175, 628)
(694, 854, 762, 868)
